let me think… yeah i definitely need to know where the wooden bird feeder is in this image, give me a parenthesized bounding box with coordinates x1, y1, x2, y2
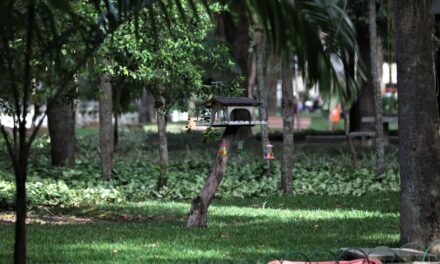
(196, 96, 268, 127)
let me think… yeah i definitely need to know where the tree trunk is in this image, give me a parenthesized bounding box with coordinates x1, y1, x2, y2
(267, 56, 281, 116)
(156, 91, 168, 191)
(217, 1, 251, 95)
(394, 0, 440, 250)
(256, 34, 270, 173)
(99, 74, 113, 180)
(281, 57, 294, 195)
(187, 126, 239, 227)
(435, 15, 440, 119)
(113, 112, 119, 148)
(350, 7, 375, 132)
(369, 0, 385, 178)
(14, 154, 28, 264)
(47, 96, 75, 167)
(247, 51, 257, 97)
(343, 105, 357, 168)
(138, 89, 155, 123)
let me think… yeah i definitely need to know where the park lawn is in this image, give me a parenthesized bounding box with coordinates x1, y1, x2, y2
(0, 193, 400, 263)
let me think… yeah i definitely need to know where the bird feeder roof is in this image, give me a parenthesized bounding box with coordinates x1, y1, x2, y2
(204, 96, 261, 108)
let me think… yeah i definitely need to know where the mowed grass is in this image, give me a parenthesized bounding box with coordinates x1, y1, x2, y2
(0, 193, 400, 263)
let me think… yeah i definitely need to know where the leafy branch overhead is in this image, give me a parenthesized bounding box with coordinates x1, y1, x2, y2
(100, 2, 238, 113)
(243, 0, 365, 103)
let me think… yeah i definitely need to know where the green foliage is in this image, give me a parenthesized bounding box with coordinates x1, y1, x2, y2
(95, 2, 238, 114)
(0, 131, 400, 209)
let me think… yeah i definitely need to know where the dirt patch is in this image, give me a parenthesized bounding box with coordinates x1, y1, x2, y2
(0, 212, 184, 225)
(0, 213, 102, 225)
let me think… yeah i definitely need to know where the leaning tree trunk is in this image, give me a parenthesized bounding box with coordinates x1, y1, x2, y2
(47, 96, 76, 167)
(394, 0, 440, 250)
(369, 0, 385, 178)
(281, 57, 294, 195)
(99, 74, 114, 180)
(155, 91, 168, 192)
(187, 126, 239, 227)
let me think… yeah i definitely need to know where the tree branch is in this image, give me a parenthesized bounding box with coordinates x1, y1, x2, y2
(0, 125, 17, 169)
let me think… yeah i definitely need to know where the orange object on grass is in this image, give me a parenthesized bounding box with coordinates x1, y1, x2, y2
(268, 258, 382, 264)
(330, 104, 341, 123)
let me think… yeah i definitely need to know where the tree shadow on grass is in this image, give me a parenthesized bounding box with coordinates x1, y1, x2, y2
(0, 212, 399, 263)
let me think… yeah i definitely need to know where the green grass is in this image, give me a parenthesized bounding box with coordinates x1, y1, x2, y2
(0, 127, 401, 263)
(0, 193, 400, 263)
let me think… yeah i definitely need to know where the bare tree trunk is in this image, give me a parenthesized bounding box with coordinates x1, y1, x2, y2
(99, 74, 113, 180)
(138, 89, 155, 123)
(187, 126, 239, 227)
(281, 57, 294, 195)
(156, 91, 168, 191)
(394, 0, 440, 251)
(343, 105, 357, 168)
(113, 112, 119, 148)
(47, 96, 75, 167)
(369, 0, 385, 178)
(256, 34, 270, 173)
(14, 152, 28, 264)
(217, 1, 251, 95)
(267, 56, 280, 116)
(247, 52, 257, 97)
(349, 1, 375, 132)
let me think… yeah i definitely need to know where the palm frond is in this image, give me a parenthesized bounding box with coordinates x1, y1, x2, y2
(243, 0, 364, 103)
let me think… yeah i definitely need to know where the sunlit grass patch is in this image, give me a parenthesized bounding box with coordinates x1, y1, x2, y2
(0, 193, 399, 263)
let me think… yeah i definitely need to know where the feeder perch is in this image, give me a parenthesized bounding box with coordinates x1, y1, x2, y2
(196, 96, 268, 127)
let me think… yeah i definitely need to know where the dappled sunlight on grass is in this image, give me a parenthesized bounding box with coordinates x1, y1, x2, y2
(0, 194, 400, 263)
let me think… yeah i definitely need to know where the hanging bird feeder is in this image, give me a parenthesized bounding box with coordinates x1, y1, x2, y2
(264, 142, 275, 160)
(196, 96, 267, 127)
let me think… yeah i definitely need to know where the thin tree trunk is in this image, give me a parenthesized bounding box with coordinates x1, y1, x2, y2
(256, 34, 270, 173)
(281, 57, 294, 195)
(113, 84, 122, 149)
(113, 112, 119, 148)
(267, 55, 280, 116)
(187, 126, 239, 227)
(14, 153, 28, 264)
(13, 2, 35, 262)
(369, 0, 385, 178)
(138, 89, 155, 123)
(394, 0, 440, 251)
(343, 105, 357, 168)
(217, 1, 250, 95)
(156, 91, 168, 191)
(350, 2, 375, 132)
(47, 96, 75, 167)
(247, 52, 257, 97)
(99, 74, 113, 180)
